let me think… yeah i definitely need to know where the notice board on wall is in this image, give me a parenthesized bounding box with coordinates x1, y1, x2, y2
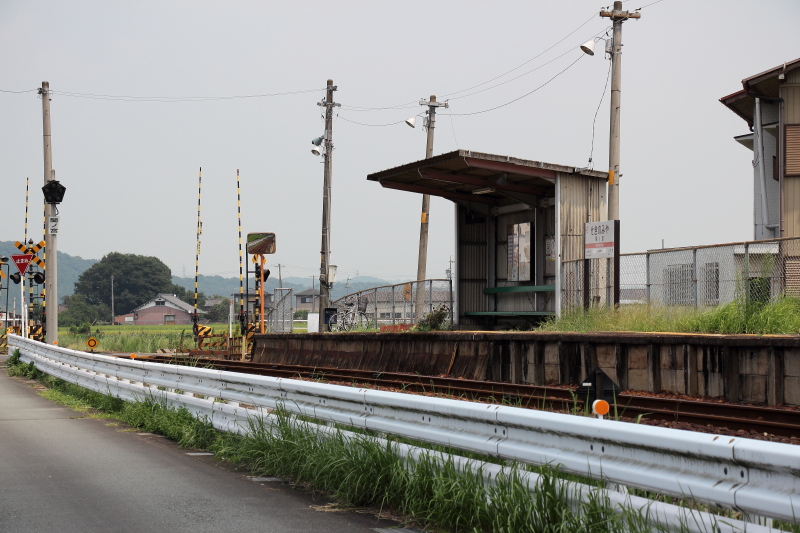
(507, 222, 531, 281)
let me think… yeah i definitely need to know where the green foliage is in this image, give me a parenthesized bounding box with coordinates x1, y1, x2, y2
(204, 299, 230, 323)
(293, 309, 309, 320)
(7, 349, 21, 366)
(74, 252, 174, 314)
(414, 305, 451, 331)
(59, 293, 106, 327)
(538, 297, 800, 335)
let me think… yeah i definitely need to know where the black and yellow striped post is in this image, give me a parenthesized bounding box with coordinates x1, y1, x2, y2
(237, 169, 246, 360)
(193, 167, 202, 343)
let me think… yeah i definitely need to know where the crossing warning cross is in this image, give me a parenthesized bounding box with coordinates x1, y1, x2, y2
(11, 254, 33, 276)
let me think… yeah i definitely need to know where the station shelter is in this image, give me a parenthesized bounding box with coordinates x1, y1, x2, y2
(367, 149, 609, 329)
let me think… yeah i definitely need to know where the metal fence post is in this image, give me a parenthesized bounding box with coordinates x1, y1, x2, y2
(646, 252, 651, 305)
(449, 278, 454, 327)
(692, 248, 698, 308)
(606, 257, 612, 308)
(374, 288, 378, 328)
(391, 285, 396, 325)
(428, 280, 433, 315)
(744, 242, 750, 306)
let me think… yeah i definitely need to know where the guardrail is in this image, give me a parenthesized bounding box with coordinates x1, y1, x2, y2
(9, 335, 797, 531)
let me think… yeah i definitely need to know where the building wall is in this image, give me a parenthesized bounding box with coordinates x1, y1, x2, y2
(457, 204, 489, 325)
(558, 173, 607, 262)
(135, 306, 193, 325)
(754, 101, 780, 240)
(781, 82, 800, 238)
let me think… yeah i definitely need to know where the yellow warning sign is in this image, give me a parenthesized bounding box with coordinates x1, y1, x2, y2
(86, 337, 98, 349)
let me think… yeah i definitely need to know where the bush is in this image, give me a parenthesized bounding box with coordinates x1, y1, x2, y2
(293, 309, 309, 320)
(415, 305, 450, 331)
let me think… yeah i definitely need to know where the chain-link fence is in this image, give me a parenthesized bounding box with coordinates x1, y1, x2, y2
(562, 237, 800, 311)
(331, 279, 453, 328)
(266, 288, 293, 333)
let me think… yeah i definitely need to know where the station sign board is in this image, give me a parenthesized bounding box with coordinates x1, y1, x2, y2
(585, 221, 615, 259)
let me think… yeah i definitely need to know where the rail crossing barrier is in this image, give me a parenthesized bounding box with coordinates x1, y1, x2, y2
(8, 334, 798, 531)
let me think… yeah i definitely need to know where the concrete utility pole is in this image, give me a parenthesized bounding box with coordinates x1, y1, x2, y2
(415, 96, 448, 321)
(39, 81, 58, 345)
(111, 275, 115, 322)
(601, 2, 639, 221)
(318, 80, 340, 319)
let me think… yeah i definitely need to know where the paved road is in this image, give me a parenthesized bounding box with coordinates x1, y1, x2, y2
(0, 358, 399, 533)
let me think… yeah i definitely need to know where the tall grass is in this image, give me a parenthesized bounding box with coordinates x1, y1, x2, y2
(57, 331, 189, 352)
(538, 297, 800, 335)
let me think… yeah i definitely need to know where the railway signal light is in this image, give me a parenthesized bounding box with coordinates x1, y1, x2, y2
(10, 272, 21, 284)
(42, 180, 67, 204)
(32, 272, 45, 285)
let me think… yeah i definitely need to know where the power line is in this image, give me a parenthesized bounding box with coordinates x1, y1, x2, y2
(336, 114, 408, 127)
(45, 88, 324, 102)
(448, 53, 586, 116)
(587, 60, 612, 168)
(0, 89, 38, 94)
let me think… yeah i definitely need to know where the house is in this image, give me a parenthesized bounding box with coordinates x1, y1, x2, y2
(132, 293, 204, 326)
(113, 313, 134, 325)
(720, 57, 800, 240)
(295, 288, 320, 311)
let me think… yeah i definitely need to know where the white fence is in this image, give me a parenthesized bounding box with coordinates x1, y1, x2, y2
(9, 335, 798, 532)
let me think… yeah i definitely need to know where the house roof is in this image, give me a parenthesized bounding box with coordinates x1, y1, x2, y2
(720, 57, 800, 127)
(367, 149, 607, 208)
(296, 288, 320, 296)
(134, 293, 204, 314)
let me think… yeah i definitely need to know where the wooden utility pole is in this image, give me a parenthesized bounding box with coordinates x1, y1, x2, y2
(318, 80, 340, 323)
(39, 81, 58, 345)
(415, 95, 448, 321)
(600, 1, 639, 221)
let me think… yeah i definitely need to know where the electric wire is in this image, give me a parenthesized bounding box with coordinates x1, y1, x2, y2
(0, 89, 38, 94)
(587, 60, 612, 168)
(45, 88, 324, 102)
(448, 53, 585, 116)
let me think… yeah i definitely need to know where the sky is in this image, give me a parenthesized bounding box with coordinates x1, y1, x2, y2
(1, 0, 798, 285)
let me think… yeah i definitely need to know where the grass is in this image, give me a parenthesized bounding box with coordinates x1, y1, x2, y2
(538, 297, 800, 335)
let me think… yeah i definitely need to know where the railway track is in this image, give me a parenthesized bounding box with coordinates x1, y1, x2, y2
(127, 354, 800, 439)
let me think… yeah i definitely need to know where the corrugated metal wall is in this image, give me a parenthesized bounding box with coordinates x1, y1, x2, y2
(781, 84, 800, 238)
(558, 173, 607, 262)
(457, 205, 488, 324)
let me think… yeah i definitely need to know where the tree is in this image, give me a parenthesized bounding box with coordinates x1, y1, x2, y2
(59, 293, 107, 326)
(74, 252, 174, 314)
(172, 284, 206, 309)
(206, 299, 231, 323)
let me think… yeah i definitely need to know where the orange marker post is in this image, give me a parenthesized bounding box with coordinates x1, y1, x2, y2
(592, 399, 610, 420)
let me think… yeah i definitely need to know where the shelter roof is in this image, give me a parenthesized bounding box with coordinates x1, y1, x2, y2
(720, 57, 800, 127)
(366, 149, 607, 207)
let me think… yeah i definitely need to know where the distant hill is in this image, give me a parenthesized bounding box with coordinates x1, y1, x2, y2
(171, 274, 305, 298)
(0, 240, 97, 299)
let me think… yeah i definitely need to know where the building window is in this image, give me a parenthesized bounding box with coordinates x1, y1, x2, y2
(156, 300, 165, 306)
(702, 262, 719, 305)
(665, 264, 693, 305)
(301, 296, 313, 304)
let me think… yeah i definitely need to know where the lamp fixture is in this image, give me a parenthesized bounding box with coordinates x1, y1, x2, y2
(405, 116, 417, 128)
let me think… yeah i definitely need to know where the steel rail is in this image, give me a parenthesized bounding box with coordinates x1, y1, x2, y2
(130, 354, 800, 438)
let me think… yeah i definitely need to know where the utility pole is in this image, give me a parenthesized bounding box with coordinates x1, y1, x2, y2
(276, 264, 283, 288)
(415, 95, 448, 321)
(111, 275, 115, 323)
(600, 1, 639, 221)
(39, 81, 58, 345)
(317, 79, 340, 319)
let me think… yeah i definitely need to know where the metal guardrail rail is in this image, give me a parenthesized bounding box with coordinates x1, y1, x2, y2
(9, 335, 798, 531)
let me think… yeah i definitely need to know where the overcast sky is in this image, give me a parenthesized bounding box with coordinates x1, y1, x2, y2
(1, 0, 798, 285)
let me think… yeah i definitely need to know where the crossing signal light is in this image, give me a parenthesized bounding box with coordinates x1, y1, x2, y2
(10, 272, 21, 284)
(33, 272, 45, 285)
(264, 269, 271, 282)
